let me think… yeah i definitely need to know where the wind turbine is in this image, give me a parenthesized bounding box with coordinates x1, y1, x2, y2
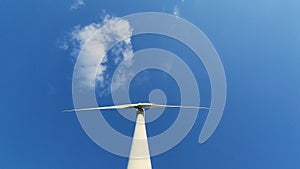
(64, 103, 209, 169)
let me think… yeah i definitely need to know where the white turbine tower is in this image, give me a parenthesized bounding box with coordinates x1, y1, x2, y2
(64, 103, 209, 169)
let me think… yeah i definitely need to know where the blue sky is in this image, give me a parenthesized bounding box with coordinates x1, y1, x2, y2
(1, 0, 300, 168)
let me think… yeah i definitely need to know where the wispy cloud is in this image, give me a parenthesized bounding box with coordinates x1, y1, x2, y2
(57, 36, 69, 50)
(69, 15, 134, 92)
(163, 0, 184, 17)
(173, 5, 180, 17)
(70, 0, 85, 10)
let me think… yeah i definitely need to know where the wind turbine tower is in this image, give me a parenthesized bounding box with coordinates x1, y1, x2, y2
(64, 103, 209, 169)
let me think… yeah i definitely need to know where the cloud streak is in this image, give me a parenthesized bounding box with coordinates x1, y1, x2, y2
(173, 5, 180, 17)
(162, 0, 184, 17)
(70, 0, 85, 10)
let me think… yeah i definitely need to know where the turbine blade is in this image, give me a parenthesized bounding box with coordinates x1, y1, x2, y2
(62, 103, 138, 112)
(149, 103, 210, 109)
(62, 103, 209, 112)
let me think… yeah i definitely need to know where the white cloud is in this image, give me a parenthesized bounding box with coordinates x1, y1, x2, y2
(57, 38, 69, 50)
(70, 0, 85, 10)
(110, 44, 134, 91)
(173, 5, 180, 17)
(162, 0, 184, 17)
(70, 15, 134, 91)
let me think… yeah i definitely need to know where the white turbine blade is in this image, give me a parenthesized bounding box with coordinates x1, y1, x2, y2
(149, 103, 210, 109)
(62, 103, 138, 112)
(62, 103, 209, 112)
